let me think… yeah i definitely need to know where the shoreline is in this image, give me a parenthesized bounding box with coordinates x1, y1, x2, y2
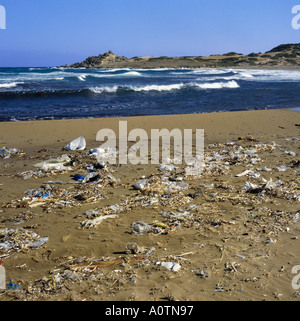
(1, 108, 299, 149)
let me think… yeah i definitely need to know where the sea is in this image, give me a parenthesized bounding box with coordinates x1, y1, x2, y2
(0, 67, 300, 121)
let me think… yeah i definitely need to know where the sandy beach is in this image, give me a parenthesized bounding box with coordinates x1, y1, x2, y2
(0, 109, 299, 301)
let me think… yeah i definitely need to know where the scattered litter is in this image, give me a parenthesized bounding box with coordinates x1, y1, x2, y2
(16, 170, 46, 180)
(1, 133, 299, 300)
(0, 147, 23, 159)
(0, 228, 49, 258)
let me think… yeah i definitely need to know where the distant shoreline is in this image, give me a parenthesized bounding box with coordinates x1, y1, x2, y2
(61, 43, 300, 70)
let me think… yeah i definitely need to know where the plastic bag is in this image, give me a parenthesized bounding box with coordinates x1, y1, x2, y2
(64, 136, 86, 151)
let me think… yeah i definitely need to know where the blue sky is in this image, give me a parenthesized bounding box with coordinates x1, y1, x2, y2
(0, 0, 299, 66)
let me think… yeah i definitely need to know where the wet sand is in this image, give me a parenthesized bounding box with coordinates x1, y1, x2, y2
(0, 109, 299, 301)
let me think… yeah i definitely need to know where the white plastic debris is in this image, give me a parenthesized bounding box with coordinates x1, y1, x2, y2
(30, 237, 49, 248)
(33, 154, 72, 171)
(264, 178, 276, 190)
(285, 137, 299, 141)
(257, 167, 272, 172)
(81, 214, 119, 229)
(88, 147, 118, 163)
(235, 170, 253, 177)
(244, 149, 257, 155)
(64, 136, 86, 151)
(133, 179, 149, 191)
(242, 182, 260, 191)
(166, 181, 189, 192)
(284, 151, 296, 157)
(250, 173, 260, 178)
(130, 220, 153, 235)
(81, 172, 101, 184)
(156, 261, 181, 272)
(0, 241, 13, 250)
(159, 164, 177, 172)
(161, 211, 193, 219)
(277, 164, 290, 172)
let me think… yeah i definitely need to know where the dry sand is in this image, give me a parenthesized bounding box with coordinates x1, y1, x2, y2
(0, 109, 299, 301)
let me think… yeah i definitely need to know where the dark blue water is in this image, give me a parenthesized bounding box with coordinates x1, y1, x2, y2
(0, 67, 300, 121)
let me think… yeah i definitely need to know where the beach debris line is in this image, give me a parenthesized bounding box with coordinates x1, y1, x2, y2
(0, 228, 49, 258)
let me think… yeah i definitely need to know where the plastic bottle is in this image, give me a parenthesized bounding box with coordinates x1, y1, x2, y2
(0, 260, 5, 289)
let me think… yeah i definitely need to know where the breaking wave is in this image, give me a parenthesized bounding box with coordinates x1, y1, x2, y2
(0, 82, 23, 89)
(89, 81, 239, 93)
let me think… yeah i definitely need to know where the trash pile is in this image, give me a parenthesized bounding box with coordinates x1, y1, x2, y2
(5, 242, 189, 300)
(0, 228, 48, 259)
(0, 147, 25, 159)
(2, 181, 109, 210)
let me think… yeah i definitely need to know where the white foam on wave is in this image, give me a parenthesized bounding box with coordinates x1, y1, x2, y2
(89, 80, 239, 94)
(77, 74, 87, 81)
(233, 69, 300, 82)
(90, 86, 119, 93)
(132, 83, 184, 91)
(123, 71, 142, 76)
(239, 72, 254, 78)
(194, 80, 240, 89)
(189, 69, 230, 75)
(0, 82, 23, 88)
(92, 71, 142, 78)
